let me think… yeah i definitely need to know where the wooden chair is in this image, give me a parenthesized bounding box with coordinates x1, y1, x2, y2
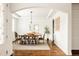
(38, 33, 45, 44)
(34, 36, 39, 44)
(28, 35, 36, 44)
(24, 35, 29, 44)
(13, 32, 21, 44)
(20, 35, 26, 45)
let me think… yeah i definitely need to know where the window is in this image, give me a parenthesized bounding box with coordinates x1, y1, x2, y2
(34, 24, 39, 32)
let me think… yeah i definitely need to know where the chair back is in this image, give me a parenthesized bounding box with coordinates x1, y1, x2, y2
(15, 32, 18, 37)
(43, 33, 45, 39)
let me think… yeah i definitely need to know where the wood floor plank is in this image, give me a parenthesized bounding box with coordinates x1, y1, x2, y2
(13, 41, 65, 56)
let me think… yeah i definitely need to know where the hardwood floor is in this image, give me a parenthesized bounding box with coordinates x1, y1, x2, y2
(13, 41, 65, 56)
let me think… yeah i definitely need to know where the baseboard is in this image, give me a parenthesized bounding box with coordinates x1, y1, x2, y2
(72, 50, 79, 54)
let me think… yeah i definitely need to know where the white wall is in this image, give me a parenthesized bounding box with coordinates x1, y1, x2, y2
(0, 4, 13, 56)
(15, 15, 53, 40)
(47, 10, 58, 41)
(72, 4, 79, 50)
(53, 11, 68, 55)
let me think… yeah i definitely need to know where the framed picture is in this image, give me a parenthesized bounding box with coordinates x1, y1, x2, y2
(55, 16, 60, 31)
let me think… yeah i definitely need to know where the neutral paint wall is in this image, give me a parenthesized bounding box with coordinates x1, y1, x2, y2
(72, 4, 79, 50)
(48, 12, 55, 41)
(54, 11, 68, 55)
(16, 16, 46, 34)
(14, 15, 53, 40)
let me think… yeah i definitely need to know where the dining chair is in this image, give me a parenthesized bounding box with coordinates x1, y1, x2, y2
(38, 33, 45, 44)
(29, 36, 36, 44)
(24, 35, 29, 44)
(33, 35, 39, 44)
(14, 32, 21, 44)
(20, 35, 26, 45)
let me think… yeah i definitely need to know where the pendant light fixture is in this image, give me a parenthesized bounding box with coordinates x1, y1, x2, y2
(30, 11, 32, 24)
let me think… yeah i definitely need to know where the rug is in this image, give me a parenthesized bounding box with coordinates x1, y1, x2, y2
(13, 42, 50, 50)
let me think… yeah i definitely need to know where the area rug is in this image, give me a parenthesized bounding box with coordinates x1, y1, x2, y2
(13, 42, 50, 50)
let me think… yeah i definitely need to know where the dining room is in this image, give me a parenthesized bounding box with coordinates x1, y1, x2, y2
(11, 6, 68, 56)
(12, 7, 53, 55)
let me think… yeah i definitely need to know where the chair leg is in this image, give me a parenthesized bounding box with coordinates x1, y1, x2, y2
(28, 40, 30, 44)
(34, 40, 36, 44)
(36, 40, 38, 44)
(30, 40, 32, 44)
(35, 40, 37, 44)
(43, 40, 44, 44)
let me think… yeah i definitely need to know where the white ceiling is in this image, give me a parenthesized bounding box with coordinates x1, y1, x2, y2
(10, 3, 69, 13)
(11, 3, 70, 19)
(15, 8, 52, 18)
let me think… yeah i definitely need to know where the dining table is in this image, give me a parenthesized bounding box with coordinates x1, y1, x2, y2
(26, 32, 42, 44)
(17, 32, 42, 45)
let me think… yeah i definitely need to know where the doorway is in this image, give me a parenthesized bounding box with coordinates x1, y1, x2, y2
(52, 19, 54, 44)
